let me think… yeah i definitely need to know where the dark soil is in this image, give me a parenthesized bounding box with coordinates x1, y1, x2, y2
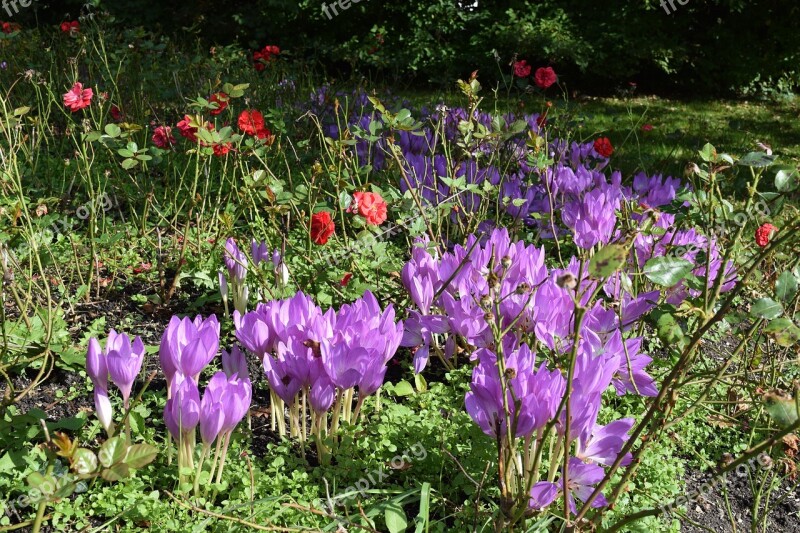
(679, 467, 800, 532)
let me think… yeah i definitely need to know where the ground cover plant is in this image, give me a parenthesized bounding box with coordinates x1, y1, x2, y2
(1, 9, 800, 533)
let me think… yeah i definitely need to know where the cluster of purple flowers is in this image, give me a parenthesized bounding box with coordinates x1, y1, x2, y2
(400, 227, 663, 510)
(234, 290, 403, 420)
(158, 315, 251, 464)
(219, 238, 290, 315)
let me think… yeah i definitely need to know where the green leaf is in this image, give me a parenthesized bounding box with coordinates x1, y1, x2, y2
(751, 298, 783, 320)
(413, 373, 427, 393)
(699, 143, 716, 162)
(589, 244, 627, 278)
(643, 257, 694, 287)
(774, 165, 799, 192)
(738, 152, 777, 168)
(655, 312, 684, 346)
(124, 443, 158, 469)
(99, 436, 127, 467)
(121, 158, 138, 170)
(763, 392, 799, 428)
(117, 148, 135, 158)
(100, 463, 131, 482)
(775, 271, 798, 303)
(73, 448, 99, 476)
(385, 502, 408, 533)
(764, 318, 800, 347)
(13, 106, 31, 116)
(393, 380, 415, 397)
(104, 123, 121, 138)
(414, 482, 431, 533)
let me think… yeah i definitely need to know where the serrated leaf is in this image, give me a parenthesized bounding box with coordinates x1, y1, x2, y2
(643, 257, 694, 287)
(738, 152, 777, 168)
(763, 392, 799, 428)
(99, 436, 127, 467)
(123, 443, 158, 469)
(776, 271, 798, 303)
(751, 298, 783, 320)
(764, 318, 800, 347)
(589, 244, 627, 278)
(774, 165, 799, 192)
(100, 463, 131, 482)
(72, 448, 99, 476)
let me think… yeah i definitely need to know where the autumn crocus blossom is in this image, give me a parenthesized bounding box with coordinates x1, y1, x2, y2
(353, 191, 388, 225)
(63, 82, 93, 112)
(755, 223, 778, 247)
(310, 211, 335, 245)
(534, 67, 557, 89)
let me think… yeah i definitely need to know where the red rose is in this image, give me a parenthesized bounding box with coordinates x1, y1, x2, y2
(152, 126, 175, 149)
(340, 272, 353, 287)
(213, 142, 232, 157)
(209, 92, 229, 116)
(62, 82, 93, 112)
(2, 22, 20, 34)
(177, 115, 199, 142)
(60, 21, 79, 34)
(513, 60, 531, 78)
(110, 105, 122, 121)
(593, 137, 614, 158)
(253, 45, 280, 70)
(534, 67, 557, 89)
(641, 124, 653, 132)
(353, 191, 388, 226)
(755, 223, 778, 248)
(238, 110, 265, 136)
(310, 211, 335, 245)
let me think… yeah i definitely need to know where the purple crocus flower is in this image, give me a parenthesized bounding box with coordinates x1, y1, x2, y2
(250, 239, 271, 266)
(164, 374, 201, 440)
(159, 314, 220, 384)
(87, 338, 113, 433)
(105, 330, 146, 407)
(199, 373, 226, 446)
(576, 418, 635, 467)
(529, 458, 608, 513)
(222, 344, 249, 382)
(611, 338, 657, 397)
(224, 238, 247, 282)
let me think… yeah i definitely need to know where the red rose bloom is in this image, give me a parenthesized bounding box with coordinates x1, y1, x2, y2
(209, 92, 229, 116)
(340, 272, 353, 287)
(238, 110, 265, 136)
(177, 115, 199, 142)
(534, 67, 557, 89)
(62, 82, 93, 112)
(110, 105, 122, 121)
(513, 60, 531, 78)
(755, 223, 778, 248)
(641, 124, 654, 132)
(2, 22, 20, 34)
(310, 211, 335, 245)
(213, 142, 233, 157)
(593, 137, 614, 158)
(353, 191, 388, 226)
(60, 21, 79, 34)
(152, 125, 175, 149)
(253, 45, 280, 70)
